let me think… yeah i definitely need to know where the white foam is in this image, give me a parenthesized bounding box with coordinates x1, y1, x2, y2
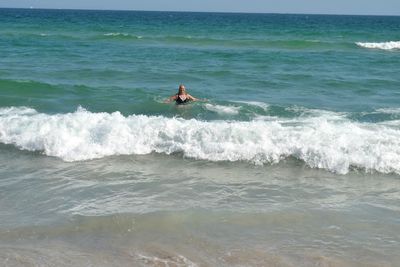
(104, 32, 134, 39)
(0, 107, 400, 175)
(136, 253, 198, 267)
(103, 33, 143, 39)
(231, 101, 269, 111)
(376, 108, 400, 115)
(380, 120, 400, 127)
(0, 106, 37, 116)
(203, 104, 240, 115)
(254, 115, 280, 121)
(285, 106, 347, 120)
(103, 32, 143, 39)
(356, 41, 400, 50)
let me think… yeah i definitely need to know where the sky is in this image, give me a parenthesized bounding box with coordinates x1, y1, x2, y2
(1, 0, 400, 16)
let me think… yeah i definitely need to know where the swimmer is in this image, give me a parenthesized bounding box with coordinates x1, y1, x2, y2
(165, 84, 206, 105)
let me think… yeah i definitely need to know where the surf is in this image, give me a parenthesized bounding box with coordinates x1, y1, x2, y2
(0, 106, 399, 175)
(356, 41, 400, 50)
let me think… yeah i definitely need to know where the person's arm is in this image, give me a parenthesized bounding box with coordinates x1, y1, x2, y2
(187, 94, 207, 102)
(164, 95, 177, 103)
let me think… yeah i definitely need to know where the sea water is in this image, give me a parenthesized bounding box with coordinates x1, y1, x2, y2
(0, 9, 400, 266)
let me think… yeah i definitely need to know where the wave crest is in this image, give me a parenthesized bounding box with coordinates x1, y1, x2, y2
(204, 104, 241, 115)
(103, 32, 143, 39)
(356, 41, 400, 50)
(0, 107, 399, 175)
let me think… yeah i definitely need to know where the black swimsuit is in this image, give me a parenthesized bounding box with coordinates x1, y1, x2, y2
(176, 95, 190, 105)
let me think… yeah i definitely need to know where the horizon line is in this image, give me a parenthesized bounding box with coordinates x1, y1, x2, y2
(0, 7, 399, 17)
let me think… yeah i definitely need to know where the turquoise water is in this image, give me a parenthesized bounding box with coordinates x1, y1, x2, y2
(1, 8, 400, 266)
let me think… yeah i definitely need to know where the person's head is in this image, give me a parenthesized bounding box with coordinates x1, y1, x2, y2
(178, 84, 186, 95)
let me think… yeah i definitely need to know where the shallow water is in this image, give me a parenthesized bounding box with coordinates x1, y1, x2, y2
(1, 145, 399, 266)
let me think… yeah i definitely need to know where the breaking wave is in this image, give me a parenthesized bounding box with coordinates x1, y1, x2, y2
(356, 41, 400, 50)
(0, 107, 399, 175)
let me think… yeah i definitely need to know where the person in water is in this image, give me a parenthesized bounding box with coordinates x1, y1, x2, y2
(165, 84, 204, 104)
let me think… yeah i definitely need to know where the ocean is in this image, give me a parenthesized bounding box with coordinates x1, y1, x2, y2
(0, 8, 399, 266)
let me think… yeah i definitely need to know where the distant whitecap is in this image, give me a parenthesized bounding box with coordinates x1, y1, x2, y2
(356, 41, 400, 50)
